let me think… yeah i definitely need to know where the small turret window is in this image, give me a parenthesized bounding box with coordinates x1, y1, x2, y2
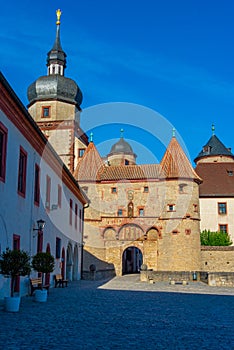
(227, 170, 233, 176)
(78, 149, 85, 158)
(42, 106, 50, 118)
(179, 183, 187, 193)
(168, 204, 175, 212)
(117, 209, 123, 216)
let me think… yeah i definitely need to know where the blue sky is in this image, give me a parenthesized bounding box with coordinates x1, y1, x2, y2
(1, 1, 234, 165)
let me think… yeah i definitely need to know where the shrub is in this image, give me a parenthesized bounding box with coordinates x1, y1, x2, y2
(0, 248, 31, 297)
(200, 230, 232, 246)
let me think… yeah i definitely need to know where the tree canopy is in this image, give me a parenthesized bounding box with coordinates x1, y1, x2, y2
(200, 230, 232, 246)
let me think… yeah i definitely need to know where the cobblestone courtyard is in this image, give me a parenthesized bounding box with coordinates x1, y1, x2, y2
(0, 275, 233, 349)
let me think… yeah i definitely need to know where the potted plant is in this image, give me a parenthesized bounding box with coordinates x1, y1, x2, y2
(0, 248, 31, 312)
(31, 252, 55, 302)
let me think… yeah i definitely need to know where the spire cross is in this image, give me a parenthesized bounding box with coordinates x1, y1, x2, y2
(56, 9, 62, 25)
(212, 124, 215, 135)
(120, 128, 124, 138)
(172, 128, 176, 137)
(90, 132, 93, 142)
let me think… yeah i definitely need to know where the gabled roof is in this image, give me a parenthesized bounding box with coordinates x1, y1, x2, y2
(195, 162, 234, 197)
(161, 137, 202, 183)
(74, 142, 104, 182)
(194, 135, 234, 163)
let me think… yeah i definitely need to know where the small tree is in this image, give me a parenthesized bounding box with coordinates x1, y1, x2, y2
(32, 252, 55, 285)
(0, 248, 31, 297)
(200, 229, 232, 246)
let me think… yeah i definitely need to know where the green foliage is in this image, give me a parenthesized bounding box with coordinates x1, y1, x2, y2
(200, 229, 233, 246)
(0, 248, 31, 297)
(32, 252, 55, 285)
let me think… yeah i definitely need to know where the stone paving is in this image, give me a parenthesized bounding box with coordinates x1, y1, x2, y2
(0, 275, 234, 350)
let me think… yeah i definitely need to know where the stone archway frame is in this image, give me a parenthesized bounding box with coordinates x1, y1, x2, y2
(121, 243, 144, 275)
(145, 226, 162, 240)
(102, 227, 117, 240)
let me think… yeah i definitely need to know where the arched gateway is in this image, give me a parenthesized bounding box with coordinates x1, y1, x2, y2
(122, 246, 143, 275)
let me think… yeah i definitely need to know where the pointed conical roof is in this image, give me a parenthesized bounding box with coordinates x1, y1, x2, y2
(161, 136, 202, 183)
(73, 142, 104, 182)
(194, 134, 234, 163)
(47, 18, 67, 70)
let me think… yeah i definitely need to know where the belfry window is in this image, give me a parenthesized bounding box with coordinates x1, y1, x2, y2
(42, 106, 50, 118)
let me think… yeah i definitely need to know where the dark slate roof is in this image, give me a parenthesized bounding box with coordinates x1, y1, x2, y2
(109, 138, 135, 155)
(27, 75, 83, 107)
(47, 24, 66, 68)
(47, 24, 67, 68)
(194, 135, 234, 163)
(195, 162, 234, 197)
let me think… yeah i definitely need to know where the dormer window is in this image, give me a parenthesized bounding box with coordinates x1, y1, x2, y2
(125, 159, 129, 165)
(203, 145, 212, 153)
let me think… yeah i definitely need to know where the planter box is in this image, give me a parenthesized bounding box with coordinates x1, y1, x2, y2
(35, 289, 47, 302)
(5, 296, 21, 312)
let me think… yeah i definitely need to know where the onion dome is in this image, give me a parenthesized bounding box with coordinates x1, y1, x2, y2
(27, 9, 83, 109)
(109, 129, 135, 155)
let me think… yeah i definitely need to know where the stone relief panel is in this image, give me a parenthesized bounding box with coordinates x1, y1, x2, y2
(119, 224, 144, 241)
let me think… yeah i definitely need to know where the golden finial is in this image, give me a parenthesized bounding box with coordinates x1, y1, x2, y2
(56, 9, 62, 25)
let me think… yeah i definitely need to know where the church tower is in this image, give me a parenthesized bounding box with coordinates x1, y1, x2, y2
(27, 9, 88, 172)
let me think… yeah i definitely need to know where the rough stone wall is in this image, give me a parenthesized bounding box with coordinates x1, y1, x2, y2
(108, 153, 136, 166)
(83, 178, 201, 276)
(28, 100, 77, 122)
(200, 246, 234, 272)
(157, 179, 201, 271)
(28, 100, 82, 172)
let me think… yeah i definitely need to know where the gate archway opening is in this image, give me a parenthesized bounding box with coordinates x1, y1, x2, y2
(122, 246, 143, 275)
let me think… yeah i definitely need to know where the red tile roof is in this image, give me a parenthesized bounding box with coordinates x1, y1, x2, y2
(161, 137, 202, 183)
(195, 162, 234, 197)
(99, 163, 163, 181)
(75, 137, 201, 183)
(74, 142, 104, 182)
